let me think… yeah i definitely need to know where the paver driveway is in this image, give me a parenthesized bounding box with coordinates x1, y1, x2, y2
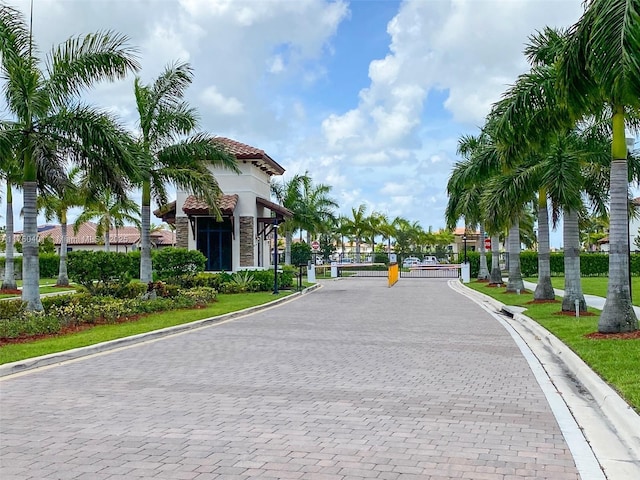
(0, 278, 581, 479)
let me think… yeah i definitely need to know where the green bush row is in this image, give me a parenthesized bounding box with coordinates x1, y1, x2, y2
(174, 267, 295, 292)
(466, 251, 640, 277)
(0, 253, 60, 279)
(0, 287, 218, 339)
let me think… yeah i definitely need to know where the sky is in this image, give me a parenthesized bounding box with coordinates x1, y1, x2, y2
(1, 0, 589, 247)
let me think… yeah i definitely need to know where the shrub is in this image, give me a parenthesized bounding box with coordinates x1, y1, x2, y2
(126, 250, 141, 279)
(0, 299, 26, 320)
(0, 312, 61, 339)
(177, 272, 228, 289)
(220, 270, 257, 294)
(116, 281, 148, 299)
(39, 253, 60, 278)
(179, 287, 218, 306)
(153, 248, 206, 283)
(291, 242, 311, 266)
(67, 251, 132, 294)
(250, 270, 276, 291)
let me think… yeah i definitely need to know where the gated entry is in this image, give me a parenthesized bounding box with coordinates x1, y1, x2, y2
(400, 264, 461, 278)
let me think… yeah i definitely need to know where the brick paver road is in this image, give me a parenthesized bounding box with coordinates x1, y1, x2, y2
(0, 278, 581, 479)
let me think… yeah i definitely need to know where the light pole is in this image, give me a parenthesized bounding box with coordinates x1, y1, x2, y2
(462, 234, 468, 264)
(273, 219, 279, 295)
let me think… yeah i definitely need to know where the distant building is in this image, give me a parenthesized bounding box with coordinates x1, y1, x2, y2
(14, 222, 175, 254)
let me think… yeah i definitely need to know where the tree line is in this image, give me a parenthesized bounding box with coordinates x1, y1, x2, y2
(0, 4, 238, 310)
(445, 0, 640, 334)
(270, 172, 454, 264)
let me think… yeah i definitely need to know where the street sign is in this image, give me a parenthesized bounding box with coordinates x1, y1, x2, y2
(484, 237, 491, 250)
(311, 241, 320, 251)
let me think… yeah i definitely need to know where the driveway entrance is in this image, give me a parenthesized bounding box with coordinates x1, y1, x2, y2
(0, 279, 583, 479)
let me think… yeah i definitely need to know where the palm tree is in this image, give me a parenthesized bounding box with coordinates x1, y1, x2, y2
(0, 5, 140, 310)
(342, 204, 370, 262)
(37, 168, 83, 286)
(0, 155, 20, 291)
(271, 173, 308, 264)
(558, 0, 640, 332)
(133, 62, 239, 283)
(74, 188, 140, 252)
(297, 176, 338, 244)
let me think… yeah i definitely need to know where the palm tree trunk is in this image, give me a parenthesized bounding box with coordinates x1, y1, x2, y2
(534, 192, 554, 301)
(600, 116, 638, 331)
(22, 181, 43, 311)
(561, 209, 586, 312)
(489, 235, 502, 285)
(140, 182, 152, 283)
(2, 182, 17, 291)
(104, 228, 110, 252)
(506, 220, 524, 292)
(57, 213, 69, 287)
(477, 224, 489, 280)
(283, 231, 292, 265)
(355, 238, 361, 262)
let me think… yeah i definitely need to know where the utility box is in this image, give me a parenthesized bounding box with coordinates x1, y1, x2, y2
(307, 263, 316, 282)
(330, 261, 338, 278)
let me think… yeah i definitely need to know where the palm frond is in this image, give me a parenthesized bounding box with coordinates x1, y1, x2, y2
(40, 104, 140, 199)
(45, 31, 139, 107)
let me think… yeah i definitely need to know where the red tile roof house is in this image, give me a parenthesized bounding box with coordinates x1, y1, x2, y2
(15, 222, 175, 254)
(155, 138, 292, 272)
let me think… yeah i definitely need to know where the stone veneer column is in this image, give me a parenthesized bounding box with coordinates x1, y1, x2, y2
(240, 216, 254, 267)
(175, 217, 189, 249)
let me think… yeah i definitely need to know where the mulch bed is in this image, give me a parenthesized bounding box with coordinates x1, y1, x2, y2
(585, 330, 640, 340)
(0, 289, 21, 295)
(525, 299, 559, 304)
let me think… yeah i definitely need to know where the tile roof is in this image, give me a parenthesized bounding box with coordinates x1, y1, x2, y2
(213, 137, 285, 176)
(454, 227, 480, 236)
(182, 194, 239, 215)
(15, 222, 175, 246)
(256, 196, 293, 218)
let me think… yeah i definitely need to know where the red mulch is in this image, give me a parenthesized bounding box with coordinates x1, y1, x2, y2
(554, 310, 596, 317)
(486, 283, 504, 288)
(0, 289, 21, 295)
(504, 289, 531, 295)
(525, 299, 559, 304)
(585, 330, 640, 340)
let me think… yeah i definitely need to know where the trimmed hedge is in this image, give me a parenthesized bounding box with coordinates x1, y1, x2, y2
(467, 251, 640, 277)
(0, 253, 60, 280)
(0, 287, 218, 339)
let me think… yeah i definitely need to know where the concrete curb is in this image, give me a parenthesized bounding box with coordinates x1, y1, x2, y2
(0, 283, 322, 378)
(454, 281, 640, 460)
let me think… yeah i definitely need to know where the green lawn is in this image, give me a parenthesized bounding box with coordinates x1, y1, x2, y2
(0, 290, 295, 365)
(466, 281, 640, 414)
(525, 276, 640, 303)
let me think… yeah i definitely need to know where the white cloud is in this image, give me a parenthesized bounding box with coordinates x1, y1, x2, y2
(200, 86, 244, 115)
(1, 0, 583, 248)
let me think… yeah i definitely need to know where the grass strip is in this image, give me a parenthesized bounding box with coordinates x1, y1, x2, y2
(465, 281, 640, 414)
(0, 290, 294, 365)
(524, 276, 640, 304)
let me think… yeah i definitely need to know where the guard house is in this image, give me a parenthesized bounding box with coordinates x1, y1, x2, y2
(155, 137, 292, 272)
